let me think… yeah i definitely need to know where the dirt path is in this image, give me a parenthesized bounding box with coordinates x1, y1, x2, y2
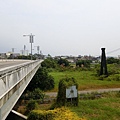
(45, 88, 120, 97)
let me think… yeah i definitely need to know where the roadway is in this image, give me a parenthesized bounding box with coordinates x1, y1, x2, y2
(0, 60, 37, 77)
(45, 88, 120, 97)
(0, 59, 32, 70)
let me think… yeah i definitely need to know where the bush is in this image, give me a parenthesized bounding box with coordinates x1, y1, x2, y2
(57, 58, 70, 67)
(32, 88, 45, 100)
(107, 64, 119, 75)
(76, 60, 92, 68)
(106, 74, 120, 81)
(26, 100, 38, 112)
(28, 110, 54, 120)
(27, 107, 85, 120)
(41, 58, 57, 68)
(27, 67, 55, 91)
(95, 64, 120, 77)
(56, 77, 78, 107)
(107, 57, 120, 64)
(22, 89, 45, 102)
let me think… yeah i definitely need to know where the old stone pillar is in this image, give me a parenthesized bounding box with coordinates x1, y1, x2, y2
(100, 48, 108, 76)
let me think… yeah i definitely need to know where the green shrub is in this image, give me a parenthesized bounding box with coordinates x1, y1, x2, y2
(28, 110, 54, 120)
(56, 77, 78, 107)
(22, 89, 45, 102)
(107, 57, 120, 64)
(57, 58, 70, 67)
(30, 88, 45, 102)
(27, 67, 55, 91)
(41, 58, 57, 68)
(95, 63, 120, 77)
(106, 74, 120, 81)
(27, 107, 84, 120)
(108, 65, 119, 75)
(76, 60, 92, 68)
(26, 100, 38, 112)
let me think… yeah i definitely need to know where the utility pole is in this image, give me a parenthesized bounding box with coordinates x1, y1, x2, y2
(23, 33, 35, 60)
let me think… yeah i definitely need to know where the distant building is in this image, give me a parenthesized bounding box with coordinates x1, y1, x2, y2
(6, 52, 20, 58)
(0, 53, 6, 59)
(13, 53, 20, 57)
(118, 55, 120, 59)
(20, 50, 29, 56)
(6, 52, 12, 58)
(54, 55, 102, 64)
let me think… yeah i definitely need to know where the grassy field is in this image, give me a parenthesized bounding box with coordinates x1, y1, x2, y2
(48, 67, 120, 119)
(22, 92, 120, 120)
(16, 65, 120, 120)
(49, 70, 120, 92)
(69, 92, 120, 120)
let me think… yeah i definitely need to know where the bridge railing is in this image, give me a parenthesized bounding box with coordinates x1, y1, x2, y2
(0, 60, 42, 120)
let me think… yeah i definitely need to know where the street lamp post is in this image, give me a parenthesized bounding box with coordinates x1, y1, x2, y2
(12, 48, 16, 60)
(35, 46, 40, 54)
(23, 33, 35, 60)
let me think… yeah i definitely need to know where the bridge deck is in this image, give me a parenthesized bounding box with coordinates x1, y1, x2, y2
(0, 59, 32, 70)
(0, 59, 37, 97)
(0, 59, 42, 120)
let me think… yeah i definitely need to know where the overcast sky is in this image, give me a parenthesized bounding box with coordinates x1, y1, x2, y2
(0, 0, 120, 57)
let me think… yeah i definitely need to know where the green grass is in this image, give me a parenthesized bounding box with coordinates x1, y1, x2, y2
(49, 70, 120, 91)
(69, 97, 120, 120)
(39, 91, 120, 120)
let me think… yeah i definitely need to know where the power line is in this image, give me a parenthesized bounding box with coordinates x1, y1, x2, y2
(107, 48, 120, 54)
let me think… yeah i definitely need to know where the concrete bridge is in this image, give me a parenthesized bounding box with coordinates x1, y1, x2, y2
(0, 59, 43, 120)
